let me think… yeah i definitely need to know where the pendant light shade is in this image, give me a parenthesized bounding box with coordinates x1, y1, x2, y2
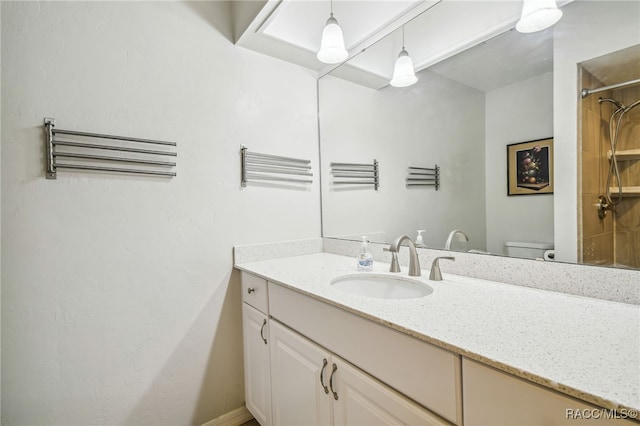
(317, 13, 348, 64)
(390, 49, 418, 87)
(390, 27, 417, 88)
(516, 0, 563, 33)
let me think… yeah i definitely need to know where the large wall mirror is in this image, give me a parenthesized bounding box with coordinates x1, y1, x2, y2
(319, 0, 640, 269)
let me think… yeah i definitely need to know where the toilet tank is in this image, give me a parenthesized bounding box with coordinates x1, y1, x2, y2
(504, 241, 554, 259)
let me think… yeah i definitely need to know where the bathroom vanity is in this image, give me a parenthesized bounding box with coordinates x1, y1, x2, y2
(235, 246, 639, 426)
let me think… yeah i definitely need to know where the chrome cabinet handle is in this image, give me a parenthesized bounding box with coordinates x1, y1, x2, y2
(247, 288, 255, 294)
(329, 363, 338, 400)
(260, 319, 267, 344)
(319, 358, 329, 394)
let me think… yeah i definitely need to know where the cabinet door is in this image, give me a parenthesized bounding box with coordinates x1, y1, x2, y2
(242, 303, 272, 426)
(270, 320, 332, 426)
(463, 358, 637, 425)
(332, 357, 450, 426)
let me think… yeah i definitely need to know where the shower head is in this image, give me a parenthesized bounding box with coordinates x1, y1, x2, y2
(598, 97, 624, 110)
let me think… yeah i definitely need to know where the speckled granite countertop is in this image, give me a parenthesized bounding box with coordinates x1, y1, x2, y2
(235, 252, 640, 414)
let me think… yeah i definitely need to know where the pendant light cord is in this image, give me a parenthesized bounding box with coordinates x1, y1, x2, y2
(330, 0, 333, 17)
(402, 26, 405, 50)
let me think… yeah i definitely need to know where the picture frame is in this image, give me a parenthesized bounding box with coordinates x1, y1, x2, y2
(507, 138, 554, 196)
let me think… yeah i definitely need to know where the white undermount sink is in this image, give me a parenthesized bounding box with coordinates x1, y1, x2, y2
(330, 274, 433, 299)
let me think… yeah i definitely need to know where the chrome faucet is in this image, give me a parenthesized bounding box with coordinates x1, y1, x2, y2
(387, 235, 421, 276)
(444, 229, 469, 250)
(429, 256, 455, 281)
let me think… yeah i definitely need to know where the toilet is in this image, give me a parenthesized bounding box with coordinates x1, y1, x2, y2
(504, 241, 554, 260)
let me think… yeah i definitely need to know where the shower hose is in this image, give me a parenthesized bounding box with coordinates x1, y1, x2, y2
(598, 97, 640, 209)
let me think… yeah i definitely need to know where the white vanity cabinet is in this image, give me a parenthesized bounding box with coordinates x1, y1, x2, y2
(269, 319, 447, 426)
(241, 271, 456, 425)
(241, 273, 272, 426)
(268, 281, 462, 425)
(462, 358, 637, 425)
(241, 270, 635, 426)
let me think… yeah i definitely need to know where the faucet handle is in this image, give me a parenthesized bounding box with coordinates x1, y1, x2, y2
(429, 256, 455, 281)
(384, 247, 401, 273)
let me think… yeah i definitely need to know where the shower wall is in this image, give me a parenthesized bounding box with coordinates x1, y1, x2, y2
(580, 69, 640, 268)
(580, 69, 614, 266)
(611, 84, 640, 268)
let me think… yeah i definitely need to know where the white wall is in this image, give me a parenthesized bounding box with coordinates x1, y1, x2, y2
(0, 1, 2, 415)
(1, 2, 319, 425)
(319, 71, 486, 250)
(485, 72, 554, 255)
(553, 0, 640, 263)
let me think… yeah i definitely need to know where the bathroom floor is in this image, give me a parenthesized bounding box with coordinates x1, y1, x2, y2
(241, 419, 259, 426)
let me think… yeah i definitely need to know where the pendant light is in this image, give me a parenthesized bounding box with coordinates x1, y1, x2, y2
(516, 0, 563, 33)
(317, 0, 348, 64)
(390, 26, 417, 88)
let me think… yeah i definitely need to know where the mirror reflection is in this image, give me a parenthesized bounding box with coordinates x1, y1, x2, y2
(319, 0, 640, 269)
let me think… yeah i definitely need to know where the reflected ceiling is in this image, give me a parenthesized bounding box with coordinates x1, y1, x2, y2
(260, 0, 420, 53)
(236, 0, 573, 90)
(428, 27, 554, 92)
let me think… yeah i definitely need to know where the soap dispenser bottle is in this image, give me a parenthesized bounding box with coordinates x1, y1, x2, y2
(357, 236, 374, 271)
(415, 230, 427, 248)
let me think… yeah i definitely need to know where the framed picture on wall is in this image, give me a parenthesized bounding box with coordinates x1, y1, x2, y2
(507, 138, 554, 196)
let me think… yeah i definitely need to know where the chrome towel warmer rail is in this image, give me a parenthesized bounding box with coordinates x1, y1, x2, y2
(240, 145, 313, 187)
(330, 160, 379, 190)
(406, 165, 439, 190)
(44, 118, 177, 179)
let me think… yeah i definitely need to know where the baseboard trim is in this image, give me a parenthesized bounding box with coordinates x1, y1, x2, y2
(201, 406, 254, 426)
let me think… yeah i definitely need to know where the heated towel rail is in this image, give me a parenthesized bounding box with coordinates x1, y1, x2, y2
(44, 118, 177, 179)
(330, 160, 379, 190)
(406, 165, 439, 190)
(240, 145, 313, 187)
